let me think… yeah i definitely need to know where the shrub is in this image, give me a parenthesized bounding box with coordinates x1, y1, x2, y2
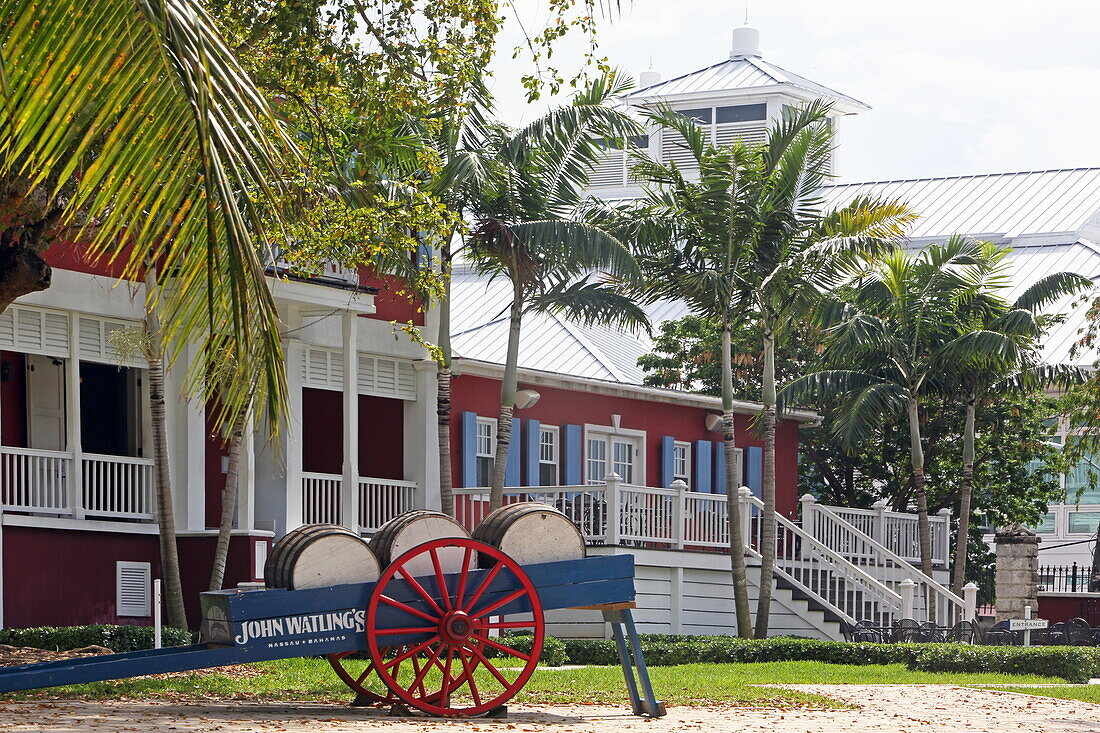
(487, 634, 567, 667)
(0, 625, 194, 653)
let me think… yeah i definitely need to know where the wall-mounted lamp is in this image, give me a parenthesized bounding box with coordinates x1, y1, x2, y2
(515, 389, 541, 410)
(704, 413, 725, 433)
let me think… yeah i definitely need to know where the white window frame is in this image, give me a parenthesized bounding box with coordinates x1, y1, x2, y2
(538, 425, 560, 486)
(583, 424, 646, 486)
(672, 441, 691, 485)
(475, 417, 496, 487)
(116, 561, 151, 617)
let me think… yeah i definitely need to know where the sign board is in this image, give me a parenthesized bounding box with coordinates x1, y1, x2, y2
(1008, 618, 1048, 631)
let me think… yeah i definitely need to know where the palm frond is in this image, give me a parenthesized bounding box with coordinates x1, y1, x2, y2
(526, 277, 651, 332)
(2, 0, 297, 430)
(1013, 271, 1094, 312)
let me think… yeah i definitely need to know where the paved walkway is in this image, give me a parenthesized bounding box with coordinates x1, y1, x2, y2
(0, 686, 1097, 731)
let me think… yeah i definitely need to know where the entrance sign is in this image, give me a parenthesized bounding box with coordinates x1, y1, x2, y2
(1007, 618, 1047, 631)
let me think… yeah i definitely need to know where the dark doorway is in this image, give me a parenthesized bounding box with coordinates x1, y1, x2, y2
(80, 362, 141, 456)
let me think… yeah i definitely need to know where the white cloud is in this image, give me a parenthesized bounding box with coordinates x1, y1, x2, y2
(490, 0, 1100, 181)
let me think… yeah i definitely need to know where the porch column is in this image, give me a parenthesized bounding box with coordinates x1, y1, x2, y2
(236, 422, 256, 532)
(340, 312, 360, 532)
(65, 316, 84, 519)
(181, 344, 206, 531)
(283, 337, 305, 532)
(406, 360, 439, 511)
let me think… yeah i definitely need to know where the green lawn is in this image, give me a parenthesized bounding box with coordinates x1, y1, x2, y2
(971, 686, 1100, 704)
(0, 658, 1067, 709)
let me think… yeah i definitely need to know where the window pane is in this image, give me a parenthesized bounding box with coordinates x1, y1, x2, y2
(716, 103, 767, 123)
(1068, 511, 1100, 534)
(539, 429, 557, 462)
(1029, 513, 1056, 534)
(613, 440, 634, 484)
(539, 462, 558, 486)
(586, 438, 607, 484)
(477, 456, 493, 487)
(673, 444, 689, 479)
(675, 107, 712, 124)
(476, 421, 494, 457)
(1065, 453, 1100, 502)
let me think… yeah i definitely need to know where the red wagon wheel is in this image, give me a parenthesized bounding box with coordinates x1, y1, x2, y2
(365, 537, 544, 717)
(327, 648, 445, 705)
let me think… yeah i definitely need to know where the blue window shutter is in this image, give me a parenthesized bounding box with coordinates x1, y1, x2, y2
(504, 418, 521, 487)
(713, 441, 727, 494)
(746, 446, 763, 496)
(461, 411, 478, 488)
(524, 419, 541, 486)
(563, 425, 582, 485)
(415, 243, 433, 269)
(660, 436, 675, 488)
(694, 440, 712, 493)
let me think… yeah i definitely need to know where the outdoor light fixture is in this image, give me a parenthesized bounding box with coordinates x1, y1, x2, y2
(515, 389, 541, 410)
(704, 413, 724, 433)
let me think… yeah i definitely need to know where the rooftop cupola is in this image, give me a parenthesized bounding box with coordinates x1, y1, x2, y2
(638, 66, 662, 88)
(730, 22, 762, 59)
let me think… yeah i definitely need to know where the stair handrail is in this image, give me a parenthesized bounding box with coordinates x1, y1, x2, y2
(806, 498, 965, 621)
(743, 491, 902, 624)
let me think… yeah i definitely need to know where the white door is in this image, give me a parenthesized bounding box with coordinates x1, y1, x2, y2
(26, 354, 66, 450)
(586, 433, 642, 485)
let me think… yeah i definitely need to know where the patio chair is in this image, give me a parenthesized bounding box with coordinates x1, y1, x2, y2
(982, 620, 1016, 646)
(891, 618, 922, 643)
(1047, 622, 1069, 646)
(944, 619, 977, 644)
(849, 619, 885, 643)
(918, 621, 943, 643)
(1065, 618, 1096, 646)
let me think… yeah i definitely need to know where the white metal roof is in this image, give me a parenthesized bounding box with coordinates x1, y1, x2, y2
(824, 168, 1100, 241)
(624, 56, 869, 112)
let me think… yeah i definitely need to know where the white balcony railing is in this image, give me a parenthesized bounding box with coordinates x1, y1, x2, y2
(1, 446, 154, 521)
(0, 446, 70, 514)
(823, 500, 952, 566)
(301, 473, 416, 532)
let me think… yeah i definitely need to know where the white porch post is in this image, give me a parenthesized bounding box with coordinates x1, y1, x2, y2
(900, 578, 916, 620)
(182, 345, 206, 531)
(284, 337, 305, 532)
(406, 360, 439, 511)
(236, 423, 256, 532)
(65, 317, 84, 519)
(738, 487, 753, 550)
(937, 507, 952, 566)
(604, 473, 621, 546)
(670, 479, 687, 550)
(340, 312, 360, 532)
(962, 581, 978, 621)
(872, 499, 888, 545)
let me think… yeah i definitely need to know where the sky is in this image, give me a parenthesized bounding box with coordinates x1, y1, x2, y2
(489, 0, 1100, 183)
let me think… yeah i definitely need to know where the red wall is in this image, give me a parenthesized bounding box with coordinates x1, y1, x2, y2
(0, 351, 26, 447)
(42, 239, 136, 280)
(1037, 594, 1100, 626)
(450, 373, 801, 516)
(2, 526, 267, 629)
(359, 269, 424, 326)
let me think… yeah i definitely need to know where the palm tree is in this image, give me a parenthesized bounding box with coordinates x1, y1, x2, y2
(465, 74, 648, 511)
(940, 244, 1092, 594)
(782, 237, 1033, 601)
(611, 101, 912, 637)
(3, 0, 295, 628)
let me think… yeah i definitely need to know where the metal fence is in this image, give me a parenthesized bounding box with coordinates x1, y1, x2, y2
(1038, 563, 1098, 593)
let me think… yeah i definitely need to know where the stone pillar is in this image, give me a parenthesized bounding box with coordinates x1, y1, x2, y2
(994, 524, 1040, 621)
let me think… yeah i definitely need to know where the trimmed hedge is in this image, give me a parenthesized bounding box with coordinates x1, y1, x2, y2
(0, 625, 194, 653)
(553, 635, 1100, 683)
(487, 634, 567, 667)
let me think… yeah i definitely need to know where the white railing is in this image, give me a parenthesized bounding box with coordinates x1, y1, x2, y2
(825, 500, 951, 566)
(801, 496, 965, 624)
(742, 490, 904, 626)
(302, 473, 418, 531)
(82, 453, 155, 520)
(302, 472, 342, 525)
(359, 477, 417, 533)
(0, 446, 70, 514)
(454, 485, 608, 541)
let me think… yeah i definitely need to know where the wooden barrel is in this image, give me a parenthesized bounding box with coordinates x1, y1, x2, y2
(265, 523, 380, 590)
(472, 502, 585, 568)
(369, 510, 471, 577)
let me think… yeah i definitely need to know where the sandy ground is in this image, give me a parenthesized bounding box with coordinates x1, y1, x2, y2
(0, 685, 1098, 732)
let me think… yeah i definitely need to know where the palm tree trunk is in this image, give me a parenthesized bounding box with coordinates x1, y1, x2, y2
(144, 267, 186, 628)
(951, 397, 977, 596)
(907, 396, 935, 621)
(754, 328, 777, 638)
(437, 249, 455, 516)
(722, 322, 754, 638)
(209, 413, 246, 592)
(490, 286, 523, 510)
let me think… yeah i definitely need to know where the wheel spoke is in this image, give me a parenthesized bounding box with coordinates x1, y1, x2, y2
(380, 594, 439, 623)
(456, 649, 482, 707)
(439, 647, 455, 703)
(468, 644, 512, 689)
(482, 620, 538, 630)
(472, 588, 527, 619)
(454, 547, 474, 607)
(396, 564, 445, 616)
(384, 639, 435, 669)
(429, 548, 452, 612)
(463, 562, 503, 612)
(409, 644, 442, 696)
(470, 633, 532, 662)
(355, 658, 377, 685)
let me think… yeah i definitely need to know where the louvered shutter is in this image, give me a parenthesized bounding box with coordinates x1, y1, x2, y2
(562, 425, 582, 485)
(524, 419, 541, 486)
(0, 306, 71, 358)
(660, 126, 702, 175)
(590, 148, 626, 187)
(116, 561, 151, 617)
(660, 436, 675, 488)
(78, 316, 144, 366)
(714, 123, 768, 148)
(461, 411, 478, 488)
(357, 354, 417, 400)
(746, 446, 763, 497)
(693, 440, 712, 493)
(504, 418, 521, 487)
